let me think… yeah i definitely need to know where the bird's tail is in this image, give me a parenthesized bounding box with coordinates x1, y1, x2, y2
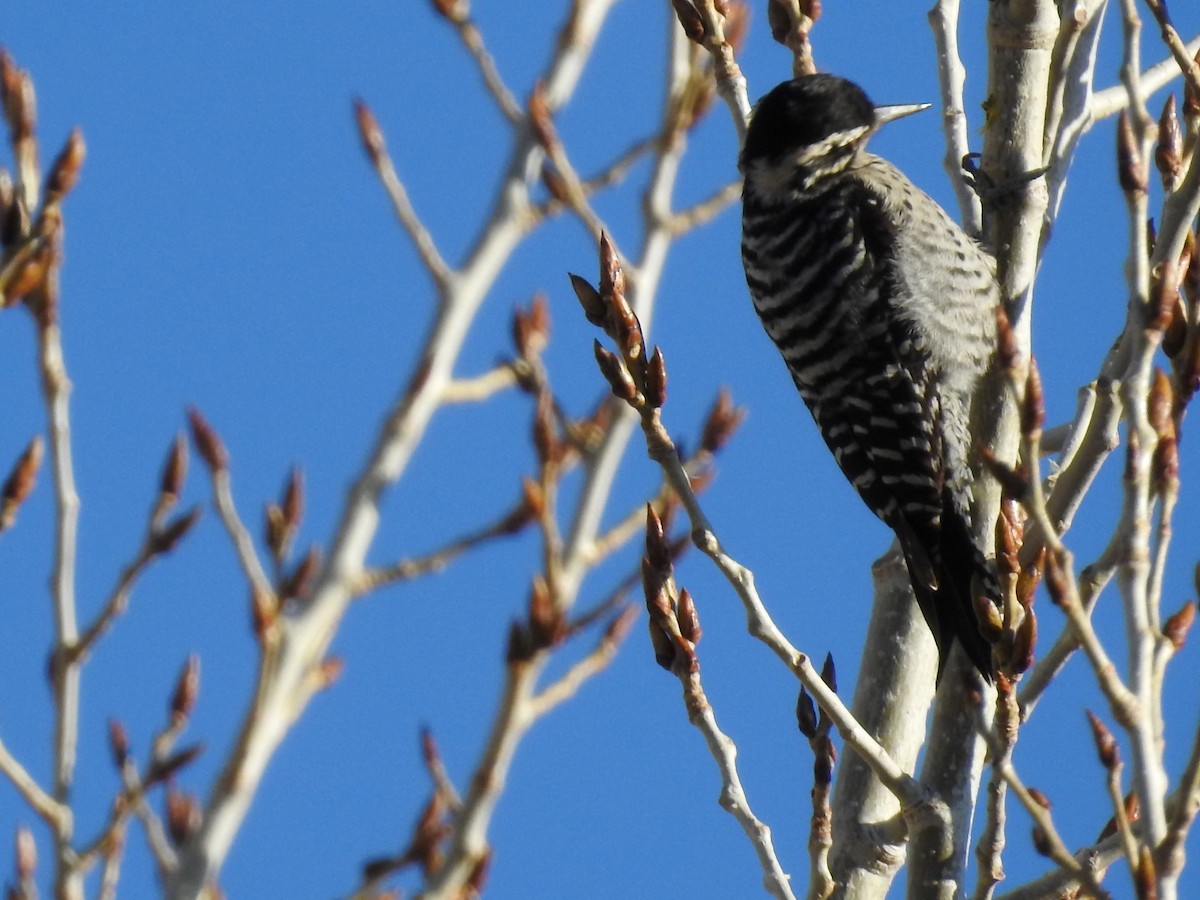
(902, 496, 997, 682)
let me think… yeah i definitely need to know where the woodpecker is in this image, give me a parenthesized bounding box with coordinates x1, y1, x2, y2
(739, 74, 999, 679)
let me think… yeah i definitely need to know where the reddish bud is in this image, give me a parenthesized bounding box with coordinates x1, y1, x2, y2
(995, 304, 1019, 372)
(1185, 230, 1200, 303)
(420, 725, 440, 769)
(1010, 607, 1037, 674)
(186, 407, 227, 473)
(796, 686, 818, 738)
(165, 786, 201, 847)
(250, 587, 277, 640)
(0, 50, 34, 140)
(108, 718, 130, 769)
(1163, 601, 1195, 650)
(605, 276, 644, 369)
(1117, 110, 1147, 195)
(996, 497, 1022, 575)
(644, 346, 667, 409)
(676, 587, 702, 644)
(2, 238, 52, 307)
(1099, 791, 1141, 840)
(1181, 335, 1200, 411)
(145, 742, 204, 785)
(1, 434, 43, 530)
(1016, 547, 1046, 610)
(767, 0, 791, 42)
(644, 504, 671, 571)
(1031, 826, 1052, 856)
(170, 654, 200, 724)
(670, 0, 707, 42)
(520, 475, 545, 519)
(429, 0, 466, 22)
(1152, 435, 1179, 491)
(15, 825, 36, 881)
(1163, 303, 1187, 358)
(1022, 357, 1044, 438)
(318, 655, 344, 689)
(1149, 261, 1179, 332)
(160, 434, 187, 504)
(813, 735, 836, 784)
(532, 389, 560, 466)
(688, 468, 716, 496)
(1043, 550, 1071, 607)
(1136, 845, 1158, 899)
(974, 592, 1004, 642)
(506, 620, 535, 665)
(527, 81, 557, 150)
(569, 273, 607, 329)
(513, 292, 550, 358)
(354, 98, 385, 166)
(598, 232, 625, 305)
(1148, 368, 1175, 440)
(700, 387, 744, 453)
(820, 652, 837, 694)
(672, 632, 699, 674)
(593, 340, 638, 404)
(408, 790, 449, 875)
(282, 467, 304, 534)
(528, 575, 565, 649)
(1156, 94, 1183, 189)
(1125, 427, 1142, 486)
(542, 164, 570, 205)
(45, 127, 86, 202)
(1184, 48, 1200, 123)
(151, 506, 202, 556)
(1085, 709, 1119, 770)
(281, 547, 320, 601)
(647, 618, 676, 670)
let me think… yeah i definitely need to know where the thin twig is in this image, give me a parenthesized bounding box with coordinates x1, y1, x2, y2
(672, 651, 797, 900)
(971, 680, 1019, 900)
(357, 102, 456, 295)
(667, 179, 741, 234)
(35, 258, 86, 899)
(1159, 715, 1200, 877)
(0, 737, 70, 830)
(210, 469, 276, 606)
(529, 134, 660, 223)
(527, 607, 634, 718)
(1115, 0, 1172, 861)
(975, 709, 1111, 899)
(1017, 531, 1119, 718)
(928, 0, 983, 234)
(71, 544, 155, 662)
(452, 14, 522, 122)
(440, 364, 520, 403)
(1140, 1, 1200, 99)
(352, 495, 532, 597)
(1091, 36, 1200, 120)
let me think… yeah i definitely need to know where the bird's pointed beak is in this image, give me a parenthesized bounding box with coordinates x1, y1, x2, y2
(873, 102, 931, 128)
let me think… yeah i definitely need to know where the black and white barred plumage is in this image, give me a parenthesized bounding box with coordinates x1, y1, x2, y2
(740, 74, 999, 678)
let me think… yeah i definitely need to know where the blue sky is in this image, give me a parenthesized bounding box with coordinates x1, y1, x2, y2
(2, 3, 1198, 897)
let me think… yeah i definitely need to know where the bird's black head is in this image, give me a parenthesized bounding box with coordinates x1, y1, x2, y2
(740, 75, 879, 180)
